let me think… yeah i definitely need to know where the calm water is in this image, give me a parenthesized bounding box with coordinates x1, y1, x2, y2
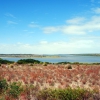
(1, 55, 100, 63)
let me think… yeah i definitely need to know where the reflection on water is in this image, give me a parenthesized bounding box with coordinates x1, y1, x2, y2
(1, 55, 100, 63)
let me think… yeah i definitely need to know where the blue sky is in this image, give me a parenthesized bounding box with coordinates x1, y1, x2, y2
(0, 0, 100, 54)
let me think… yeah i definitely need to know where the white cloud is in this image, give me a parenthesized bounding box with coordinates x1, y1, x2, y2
(40, 41, 48, 44)
(43, 27, 59, 33)
(93, 7, 100, 14)
(0, 39, 99, 54)
(43, 15, 100, 35)
(43, 25, 86, 35)
(66, 17, 85, 24)
(7, 20, 18, 24)
(84, 16, 100, 31)
(61, 25, 86, 35)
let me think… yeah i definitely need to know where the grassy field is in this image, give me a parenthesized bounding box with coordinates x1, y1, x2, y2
(0, 62, 100, 100)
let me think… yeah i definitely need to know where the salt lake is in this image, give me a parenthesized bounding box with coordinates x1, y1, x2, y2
(1, 55, 100, 63)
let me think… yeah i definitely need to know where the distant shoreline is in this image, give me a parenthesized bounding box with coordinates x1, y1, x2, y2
(71, 54, 100, 56)
(0, 54, 60, 58)
(1, 54, 100, 63)
(0, 54, 100, 57)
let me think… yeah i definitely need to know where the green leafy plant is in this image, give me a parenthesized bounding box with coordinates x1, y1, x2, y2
(0, 58, 14, 64)
(37, 88, 94, 100)
(0, 79, 8, 94)
(43, 62, 48, 66)
(8, 82, 23, 99)
(17, 59, 41, 64)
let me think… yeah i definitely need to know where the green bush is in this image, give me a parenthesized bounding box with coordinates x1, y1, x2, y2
(43, 62, 48, 66)
(57, 62, 71, 64)
(65, 64, 72, 69)
(0, 78, 98, 100)
(29, 63, 33, 66)
(73, 62, 80, 64)
(37, 88, 93, 100)
(0, 79, 8, 94)
(17, 59, 41, 64)
(40, 62, 43, 64)
(0, 58, 14, 64)
(8, 82, 23, 99)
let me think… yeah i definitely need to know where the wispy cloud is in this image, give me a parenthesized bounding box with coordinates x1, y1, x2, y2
(43, 13, 100, 35)
(43, 27, 59, 33)
(5, 13, 16, 18)
(7, 20, 18, 24)
(28, 22, 39, 28)
(66, 17, 85, 24)
(93, 7, 100, 14)
(29, 24, 39, 28)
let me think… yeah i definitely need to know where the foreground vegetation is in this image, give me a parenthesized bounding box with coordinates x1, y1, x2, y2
(0, 58, 100, 99)
(0, 78, 100, 100)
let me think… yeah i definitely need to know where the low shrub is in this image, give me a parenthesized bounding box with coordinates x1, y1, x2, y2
(0, 79, 8, 94)
(37, 88, 94, 100)
(73, 62, 80, 64)
(0, 58, 14, 64)
(65, 64, 72, 69)
(29, 63, 33, 66)
(57, 62, 71, 64)
(17, 59, 41, 64)
(43, 62, 48, 66)
(0, 78, 99, 100)
(8, 82, 23, 99)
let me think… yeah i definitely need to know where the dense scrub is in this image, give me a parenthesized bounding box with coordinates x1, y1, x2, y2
(0, 58, 100, 100)
(37, 88, 97, 100)
(0, 78, 100, 100)
(0, 58, 14, 64)
(17, 59, 41, 64)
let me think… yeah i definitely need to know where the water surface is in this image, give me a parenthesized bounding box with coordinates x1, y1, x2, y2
(1, 55, 100, 63)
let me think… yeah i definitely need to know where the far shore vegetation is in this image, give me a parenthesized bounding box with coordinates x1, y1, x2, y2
(0, 53, 100, 59)
(0, 58, 100, 65)
(0, 54, 60, 58)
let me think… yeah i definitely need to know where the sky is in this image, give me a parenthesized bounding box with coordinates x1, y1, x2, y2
(0, 0, 100, 54)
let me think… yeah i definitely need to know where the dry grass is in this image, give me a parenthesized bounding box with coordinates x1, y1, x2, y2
(1, 63, 100, 92)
